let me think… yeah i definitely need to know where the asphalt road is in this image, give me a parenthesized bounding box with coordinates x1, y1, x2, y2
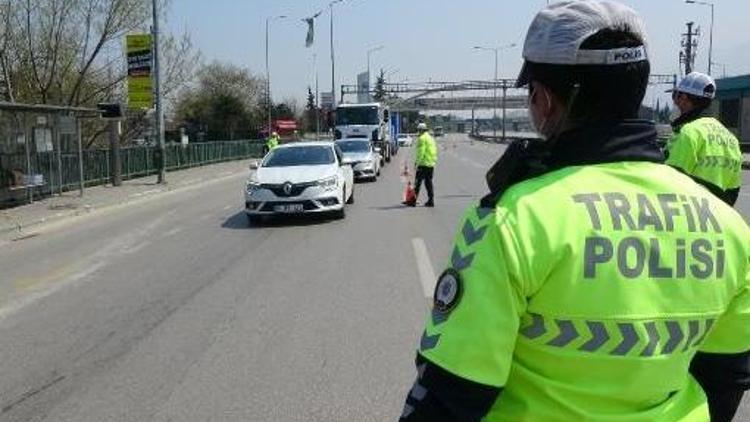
(0, 134, 749, 421)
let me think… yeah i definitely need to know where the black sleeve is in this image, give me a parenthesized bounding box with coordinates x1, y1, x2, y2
(668, 167, 739, 207)
(399, 354, 502, 422)
(725, 188, 740, 207)
(690, 350, 750, 422)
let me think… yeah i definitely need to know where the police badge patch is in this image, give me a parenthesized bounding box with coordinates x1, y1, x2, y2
(433, 269, 463, 314)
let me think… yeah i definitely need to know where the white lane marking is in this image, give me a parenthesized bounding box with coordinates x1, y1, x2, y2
(0, 261, 107, 322)
(222, 205, 233, 211)
(163, 227, 184, 238)
(122, 240, 152, 254)
(412, 238, 437, 298)
(0, 212, 173, 323)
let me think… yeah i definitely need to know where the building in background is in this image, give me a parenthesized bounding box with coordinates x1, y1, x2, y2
(715, 75, 750, 151)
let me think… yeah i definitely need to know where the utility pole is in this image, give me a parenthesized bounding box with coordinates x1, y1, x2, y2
(680, 22, 699, 75)
(686, 0, 714, 75)
(152, 0, 165, 184)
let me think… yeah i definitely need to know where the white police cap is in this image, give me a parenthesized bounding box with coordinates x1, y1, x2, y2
(516, 0, 649, 87)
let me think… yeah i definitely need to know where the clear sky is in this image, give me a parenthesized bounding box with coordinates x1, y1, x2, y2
(166, 0, 750, 106)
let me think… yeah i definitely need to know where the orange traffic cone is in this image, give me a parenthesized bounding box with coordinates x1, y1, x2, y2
(403, 181, 417, 206)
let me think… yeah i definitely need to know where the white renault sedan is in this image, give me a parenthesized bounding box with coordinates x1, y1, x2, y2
(245, 142, 354, 224)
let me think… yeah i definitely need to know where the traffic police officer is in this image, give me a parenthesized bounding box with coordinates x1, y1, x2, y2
(400, 2, 750, 421)
(266, 131, 280, 154)
(410, 122, 438, 207)
(667, 72, 743, 206)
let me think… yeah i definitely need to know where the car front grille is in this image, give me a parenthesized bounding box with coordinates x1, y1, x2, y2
(261, 182, 316, 197)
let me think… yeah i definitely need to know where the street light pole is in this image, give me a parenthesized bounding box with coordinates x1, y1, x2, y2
(152, 0, 165, 184)
(266, 15, 286, 138)
(474, 43, 515, 141)
(329, 0, 344, 108)
(708, 2, 714, 75)
(367, 45, 384, 95)
(314, 53, 320, 139)
(493, 48, 498, 139)
(686, 0, 714, 75)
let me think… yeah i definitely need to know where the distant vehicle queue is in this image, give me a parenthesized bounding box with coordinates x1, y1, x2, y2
(246, 120, 436, 224)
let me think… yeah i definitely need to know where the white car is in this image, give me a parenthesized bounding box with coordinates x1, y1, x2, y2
(245, 142, 354, 224)
(336, 139, 381, 182)
(397, 133, 413, 147)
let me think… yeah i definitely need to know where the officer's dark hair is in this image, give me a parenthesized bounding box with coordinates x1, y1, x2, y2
(682, 92, 713, 113)
(527, 26, 651, 122)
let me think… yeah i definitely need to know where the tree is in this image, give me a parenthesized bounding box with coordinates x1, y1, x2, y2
(373, 69, 387, 102)
(305, 87, 317, 132)
(0, 0, 200, 148)
(174, 61, 265, 140)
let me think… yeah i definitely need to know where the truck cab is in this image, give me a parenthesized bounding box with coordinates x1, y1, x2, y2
(334, 103, 393, 164)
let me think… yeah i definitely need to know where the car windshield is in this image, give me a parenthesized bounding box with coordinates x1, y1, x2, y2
(337, 141, 370, 153)
(336, 107, 378, 125)
(263, 146, 335, 167)
(398, 134, 408, 138)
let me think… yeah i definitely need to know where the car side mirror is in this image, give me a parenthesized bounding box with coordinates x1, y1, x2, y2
(249, 161, 259, 170)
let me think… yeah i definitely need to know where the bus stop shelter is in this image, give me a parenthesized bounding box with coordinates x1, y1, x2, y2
(0, 102, 100, 207)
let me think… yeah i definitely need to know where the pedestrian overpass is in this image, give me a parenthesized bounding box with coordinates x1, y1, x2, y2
(340, 74, 678, 112)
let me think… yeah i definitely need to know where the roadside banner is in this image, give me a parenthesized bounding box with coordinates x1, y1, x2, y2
(126, 34, 153, 109)
(321, 92, 334, 110)
(357, 72, 370, 104)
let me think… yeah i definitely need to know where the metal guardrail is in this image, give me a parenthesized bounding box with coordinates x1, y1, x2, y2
(1, 140, 264, 204)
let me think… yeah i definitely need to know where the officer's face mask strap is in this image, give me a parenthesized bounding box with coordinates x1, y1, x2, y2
(528, 83, 553, 141)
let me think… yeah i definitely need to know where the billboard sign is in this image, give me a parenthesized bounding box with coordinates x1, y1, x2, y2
(126, 34, 153, 109)
(357, 72, 370, 103)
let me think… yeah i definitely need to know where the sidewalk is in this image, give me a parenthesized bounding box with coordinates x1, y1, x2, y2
(0, 159, 253, 240)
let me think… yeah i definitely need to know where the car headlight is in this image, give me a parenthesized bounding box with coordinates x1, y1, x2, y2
(316, 176, 338, 191)
(246, 181, 261, 193)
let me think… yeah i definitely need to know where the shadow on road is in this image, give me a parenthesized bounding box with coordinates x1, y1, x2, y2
(221, 211, 337, 230)
(439, 194, 475, 199)
(371, 204, 415, 211)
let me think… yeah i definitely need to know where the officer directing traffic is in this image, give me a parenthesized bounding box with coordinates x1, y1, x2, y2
(400, 2, 750, 421)
(266, 131, 280, 154)
(667, 72, 743, 206)
(407, 123, 438, 207)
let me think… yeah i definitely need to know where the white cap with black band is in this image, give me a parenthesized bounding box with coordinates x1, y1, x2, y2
(673, 72, 716, 99)
(516, 0, 649, 87)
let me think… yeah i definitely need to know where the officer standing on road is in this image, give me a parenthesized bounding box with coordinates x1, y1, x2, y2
(409, 123, 438, 207)
(400, 2, 750, 421)
(266, 131, 280, 154)
(667, 72, 743, 205)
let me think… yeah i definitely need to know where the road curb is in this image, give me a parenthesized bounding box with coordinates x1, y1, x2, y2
(0, 169, 247, 241)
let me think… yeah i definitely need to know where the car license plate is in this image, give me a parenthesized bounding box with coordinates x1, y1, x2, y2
(274, 204, 304, 213)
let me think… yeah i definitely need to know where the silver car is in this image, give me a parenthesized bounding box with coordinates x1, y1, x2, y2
(336, 139, 381, 182)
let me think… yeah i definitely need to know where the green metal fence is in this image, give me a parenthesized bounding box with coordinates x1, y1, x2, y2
(1, 140, 264, 203)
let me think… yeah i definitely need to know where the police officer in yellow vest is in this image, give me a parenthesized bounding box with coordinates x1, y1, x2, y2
(408, 123, 438, 207)
(400, 2, 750, 421)
(667, 72, 743, 206)
(266, 131, 280, 154)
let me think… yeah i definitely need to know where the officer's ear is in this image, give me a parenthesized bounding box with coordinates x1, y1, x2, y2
(530, 81, 561, 120)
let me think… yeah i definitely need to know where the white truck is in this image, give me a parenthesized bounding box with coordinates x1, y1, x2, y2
(334, 102, 393, 164)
